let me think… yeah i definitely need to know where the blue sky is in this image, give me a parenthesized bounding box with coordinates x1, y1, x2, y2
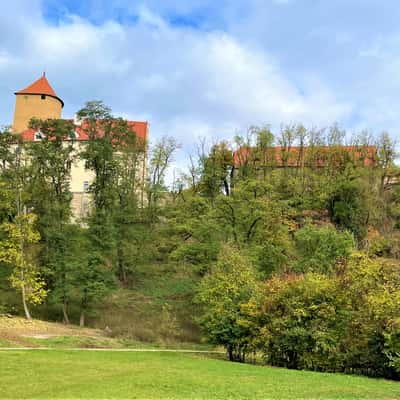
(0, 0, 399, 172)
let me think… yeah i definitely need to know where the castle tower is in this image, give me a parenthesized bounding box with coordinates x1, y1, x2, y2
(13, 74, 64, 133)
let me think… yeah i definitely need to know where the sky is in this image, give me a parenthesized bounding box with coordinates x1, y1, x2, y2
(1, 0, 399, 175)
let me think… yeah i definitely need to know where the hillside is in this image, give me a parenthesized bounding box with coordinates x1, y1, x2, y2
(0, 261, 202, 347)
(1, 121, 400, 381)
(0, 315, 105, 348)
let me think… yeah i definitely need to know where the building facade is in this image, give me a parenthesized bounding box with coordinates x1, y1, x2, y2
(12, 74, 148, 219)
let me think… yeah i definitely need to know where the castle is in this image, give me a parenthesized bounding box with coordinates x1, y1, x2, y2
(12, 74, 148, 218)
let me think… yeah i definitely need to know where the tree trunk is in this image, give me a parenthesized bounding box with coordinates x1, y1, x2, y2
(80, 311, 85, 327)
(227, 345, 233, 361)
(223, 179, 230, 196)
(21, 284, 32, 320)
(62, 301, 70, 325)
(118, 247, 127, 283)
(19, 214, 31, 321)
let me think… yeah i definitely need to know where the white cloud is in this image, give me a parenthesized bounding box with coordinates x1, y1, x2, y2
(0, 1, 353, 177)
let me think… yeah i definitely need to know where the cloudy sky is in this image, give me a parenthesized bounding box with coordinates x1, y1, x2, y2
(1, 0, 399, 173)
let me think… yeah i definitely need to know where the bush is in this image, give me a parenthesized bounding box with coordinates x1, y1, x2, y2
(294, 224, 354, 274)
(250, 253, 400, 379)
(328, 180, 369, 241)
(195, 245, 258, 361)
(254, 273, 345, 371)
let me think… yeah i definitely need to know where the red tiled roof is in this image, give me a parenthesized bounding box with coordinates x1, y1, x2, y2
(20, 120, 148, 142)
(15, 75, 64, 107)
(234, 145, 377, 168)
(77, 121, 148, 141)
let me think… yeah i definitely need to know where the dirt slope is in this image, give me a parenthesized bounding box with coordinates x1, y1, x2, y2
(0, 316, 104, 347)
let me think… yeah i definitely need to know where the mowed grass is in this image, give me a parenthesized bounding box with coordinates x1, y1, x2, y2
(1, 350, 399, 399)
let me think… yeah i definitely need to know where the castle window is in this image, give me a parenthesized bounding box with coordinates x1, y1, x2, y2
(34, 132, 44, 141)
(83, 181, 89, 192)
(41, 95, 46, 100)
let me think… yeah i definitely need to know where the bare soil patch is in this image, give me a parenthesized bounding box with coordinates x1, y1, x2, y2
(0, 315, 104, 347)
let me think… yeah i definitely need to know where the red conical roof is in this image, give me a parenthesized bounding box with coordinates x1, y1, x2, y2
(15, 74, 64, 107)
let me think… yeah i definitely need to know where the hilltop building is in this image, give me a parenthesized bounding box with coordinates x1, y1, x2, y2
(234, 145, 377, 169)
(12, 74, 148, 218)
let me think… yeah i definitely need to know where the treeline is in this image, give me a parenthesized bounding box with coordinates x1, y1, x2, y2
(179, 125, 399, 379)
(0, 102, 177, 325)
(0, 106, 399, 379)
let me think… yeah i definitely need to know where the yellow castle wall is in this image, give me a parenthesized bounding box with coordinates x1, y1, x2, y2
(9, 139, 147, 221)
(11, 89, 147, 219)
(13, 94, 62, 133)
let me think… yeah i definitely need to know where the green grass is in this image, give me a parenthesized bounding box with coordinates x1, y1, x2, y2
(1, 262, 201, 344)
(21, 335, 214, 351)
(0, 337, 13, 347)
(23, 335, 157, 349)
(93, 263, 201, 343)
(0, 350, 399, 399)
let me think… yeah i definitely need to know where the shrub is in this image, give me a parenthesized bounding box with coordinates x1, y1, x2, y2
(250, 253, 400, 379)
(195, 245, 258, 362)
(254, 273, 346, 371)
(294, 224, 354, 274)
(328, 180, 369, 241)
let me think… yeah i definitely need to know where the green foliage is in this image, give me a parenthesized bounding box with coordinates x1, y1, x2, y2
(339, 253, 400, 378)
(195, 245, 258, 361)
(294, 224, 354, 273)
(26, 118, 76, 323)
(199, 141, 233, 199)
(252, 273, 346, 371)
(147, 136, 179, 222)
(27, 118, 75, 223)
(79, 101, 119, 212)
(248, 240, 289, 277)
(168, 195, 222, 273)
(0, 129, 16, 169)
(384, 319, 400, 374)
(76, 101, 148, 322)
(0, 213, 47, 317)
(249, 253, 400, 379)
(2, 113, 400, 385)
(328, 179, 369, 241)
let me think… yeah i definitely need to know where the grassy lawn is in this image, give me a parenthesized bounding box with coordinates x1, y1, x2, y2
(20, 335, 214, 351)
(0, 316, 215, 350)
(0, 350, 399, 399)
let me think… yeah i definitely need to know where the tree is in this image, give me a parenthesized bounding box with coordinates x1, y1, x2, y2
(169, 194, 222, 274)
(0, 128, 15, 171)
(339, 253, 400, 378)
(199, 141, 233, 200)
(113, 124, 146, 282)
(27, 118, 76, 323)
(72, 228, 115, 327)
(252, 273, 344, 371)
(0, 128, 17, 223)
(147, 136, 179, 222)
(46, 224, 87, 324)
(0, 134, 46, 320)
(376, 132, 397, 192)
(77, 101, 123, 323)
(328, 178, 369, 241)
(248, 252, 400, 378)
(78, 101, 118, 213)
(0, 213, 46, 319)
(196, 245, 258, 361)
